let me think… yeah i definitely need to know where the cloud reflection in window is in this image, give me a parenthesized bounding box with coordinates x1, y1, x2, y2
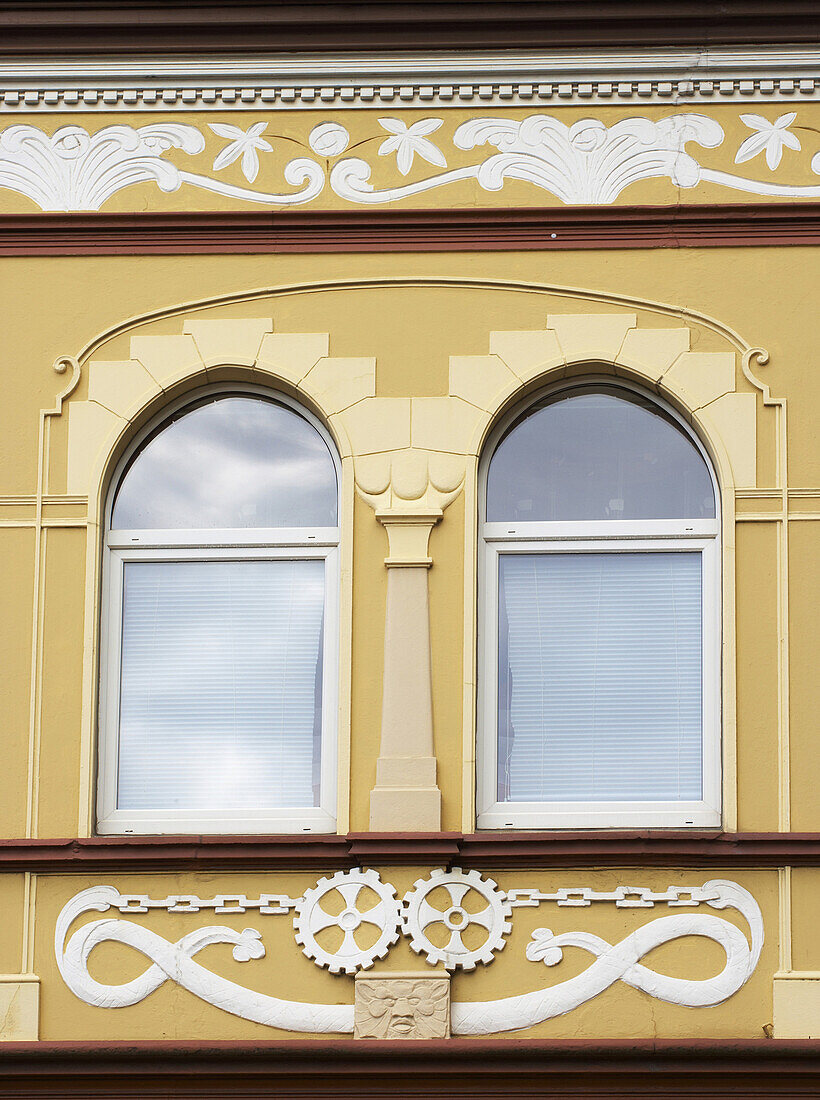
(112, 395, 338, 529)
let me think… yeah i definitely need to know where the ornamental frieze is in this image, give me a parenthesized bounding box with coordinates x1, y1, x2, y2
(55, 869, 764, 1036)
(5, 110, 820, 211)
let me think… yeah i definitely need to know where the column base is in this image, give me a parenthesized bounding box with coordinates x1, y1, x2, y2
(369, 758, 442, 830)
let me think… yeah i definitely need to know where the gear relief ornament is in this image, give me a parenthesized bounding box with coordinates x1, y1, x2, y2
(401, 867, 513, 970)
(293, 868, 401, 974)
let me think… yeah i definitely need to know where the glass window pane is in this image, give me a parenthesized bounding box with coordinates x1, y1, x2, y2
(487, 388, 715, 521)
(116, 559, 325, 811)
(497, 551, 703, 803)
(112, 396, 337, 529)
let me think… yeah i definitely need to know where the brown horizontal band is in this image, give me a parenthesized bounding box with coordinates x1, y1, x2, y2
(2, 1, 819, 53)
(4, 204, 820, 255)
(1, 831, 819, 871)
(0, 1039, 816, 1097)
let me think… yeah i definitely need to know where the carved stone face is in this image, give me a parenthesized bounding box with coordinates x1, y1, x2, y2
(354, 977, 449, 1039)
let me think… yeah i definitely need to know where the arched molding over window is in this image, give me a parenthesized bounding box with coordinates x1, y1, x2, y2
(65, 315, 382, 507)
(477, 379, 721, 829)
(445, 310, 763, 834)
(61, 314, 372, 834)
(54, 297, 767, 836)
(97, 386, 342, 834)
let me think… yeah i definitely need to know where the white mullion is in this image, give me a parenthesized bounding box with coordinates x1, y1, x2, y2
(478, 541, 501, 821)
(318, 546, 340, 823)
(107, 526, 340, 550)
(483, 519, 719, 542)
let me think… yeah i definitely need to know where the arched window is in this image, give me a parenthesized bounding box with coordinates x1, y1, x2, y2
(97, 389, 340, 834)
(478, 382, 720, 829)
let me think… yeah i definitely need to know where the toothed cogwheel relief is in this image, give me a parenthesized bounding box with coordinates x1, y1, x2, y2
(293, 868, 401, 975)
(402, 867, 513, 970)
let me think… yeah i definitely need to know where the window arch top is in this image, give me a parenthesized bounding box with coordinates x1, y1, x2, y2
(486, 385, 716, 524)
(111, 393, 338, 531)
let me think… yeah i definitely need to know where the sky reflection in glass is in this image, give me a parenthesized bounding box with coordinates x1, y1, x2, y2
(487, 388, 715, 522)
(112, 395, 338, 529)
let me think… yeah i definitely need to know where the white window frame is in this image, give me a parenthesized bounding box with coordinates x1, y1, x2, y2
(96, 386, 341, 835)
(477, 381, 722, 830)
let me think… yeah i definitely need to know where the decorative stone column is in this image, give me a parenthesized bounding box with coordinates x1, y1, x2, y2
(355, 448, 464, 833)
(369, 507, 442, 831)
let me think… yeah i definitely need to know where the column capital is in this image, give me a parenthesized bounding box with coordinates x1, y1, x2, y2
(375, 508, 442, 567)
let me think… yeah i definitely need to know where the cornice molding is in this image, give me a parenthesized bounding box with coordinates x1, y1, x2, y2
(2, 1, 820, 54)
(2, 832, 819, 871)
(0, 1039, 816, 1098)
(2, 48, 820, 111)
(4, 206, 820, 254)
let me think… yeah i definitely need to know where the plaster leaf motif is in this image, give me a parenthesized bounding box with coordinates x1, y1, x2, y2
(0, 122, 204, 211)
(209, 121, 272, 182)
(7, 113, 820, 209)
(377, 117, 447, 175)
(455, 113, 724, 204)
(735, 113, 801, 170)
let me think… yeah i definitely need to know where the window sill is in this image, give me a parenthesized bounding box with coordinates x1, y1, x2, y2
(0, 832, 817, 870)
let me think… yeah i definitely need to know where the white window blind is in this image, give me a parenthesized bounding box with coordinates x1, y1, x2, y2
(498, 551, 703, 804)
(117, 558, 325, 811)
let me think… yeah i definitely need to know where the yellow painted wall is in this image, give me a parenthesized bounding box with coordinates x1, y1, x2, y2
(0, 242, 817, 1035)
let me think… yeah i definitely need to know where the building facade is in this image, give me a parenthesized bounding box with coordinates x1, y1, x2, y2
(0, 3, 818, 1095)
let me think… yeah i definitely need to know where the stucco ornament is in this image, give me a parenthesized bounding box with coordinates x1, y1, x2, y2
(10, 114, 820, 208)
(55, 885, 355, 1033)
(355, 976, 450, 1039)
(55, 876, 763, 1035)
(0, 122, 204, 211)
(457, 114, 725, 204)
(402, 868, 513, 970)
(377, 117, 447, 174)
(308, 122, 350, 157)
(0, 122, 325, 210)
(453, 879, 764, 1035)
(735, 112, 801, 169)
(293, 869, 402, 975)
(209, 121, 272, 182)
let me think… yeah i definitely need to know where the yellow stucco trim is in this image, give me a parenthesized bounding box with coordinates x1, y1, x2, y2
(0, 977, 39, 1041)
(67, 317, 372, 835)
(37, 278, 786, 849)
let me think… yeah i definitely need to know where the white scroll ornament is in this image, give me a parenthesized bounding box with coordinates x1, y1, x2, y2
(452, 879, 764, 1034)
(55, 886, 354, 1033)
(55, 878, 762, 1035)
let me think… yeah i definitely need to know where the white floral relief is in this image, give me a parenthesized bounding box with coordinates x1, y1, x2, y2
(0, 122, 325, 210)
(7, 112, 820, 210)
(735, 112, 802, 169)
(377, 117, 447, 175)
(0, 123, 204, 211)
(209, 121, 272, 183)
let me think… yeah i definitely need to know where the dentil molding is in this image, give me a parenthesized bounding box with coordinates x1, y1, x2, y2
(3, 48, 820, 112)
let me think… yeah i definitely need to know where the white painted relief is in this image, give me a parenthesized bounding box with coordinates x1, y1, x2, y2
(377, 117, 447, 175)
(735, 111, 802, 169)
(55, 870, 764, 1035)
(209, 121, 272, 182)
(293, 868, 402, 974)
(8, 112, 820, 209)
(0, 122, 325, 211)
(402, 868, 513, 970)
